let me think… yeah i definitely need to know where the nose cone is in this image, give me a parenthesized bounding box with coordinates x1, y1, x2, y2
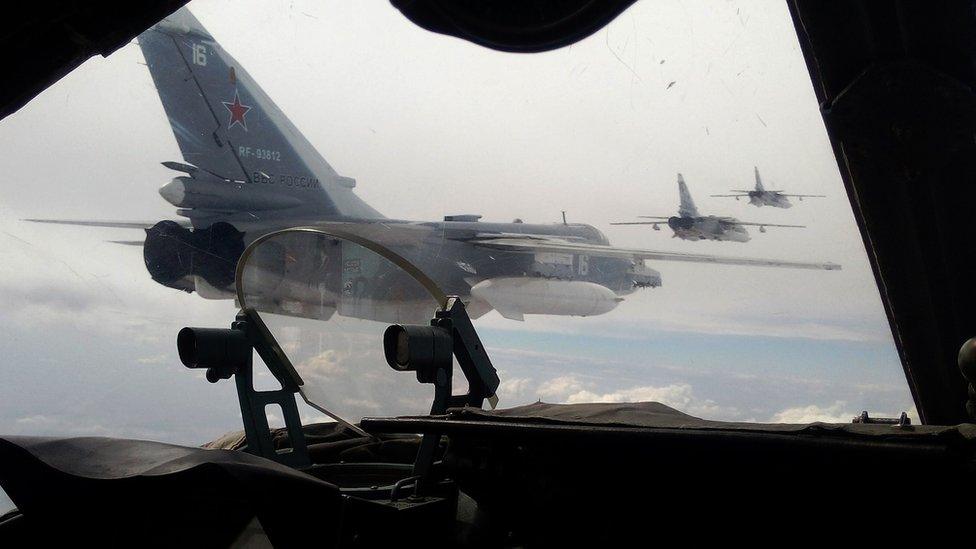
(159, 178, 186, 206)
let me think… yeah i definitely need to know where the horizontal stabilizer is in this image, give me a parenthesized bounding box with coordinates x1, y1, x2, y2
(24, 219, 187, 229)
(161, 161, 199, 174)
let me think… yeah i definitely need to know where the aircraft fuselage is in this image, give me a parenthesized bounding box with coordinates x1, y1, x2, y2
(747, 191, 793, 208)
(666, 215, 751, 242)
(149, 216, 663, 322)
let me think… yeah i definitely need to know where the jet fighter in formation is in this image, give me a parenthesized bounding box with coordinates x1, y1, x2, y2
(26, 8, 840, 324)
(710, 166, 825, 208)
(611, 174, 806, 242)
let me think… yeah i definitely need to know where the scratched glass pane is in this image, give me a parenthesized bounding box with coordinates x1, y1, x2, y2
(0, 0, 915, 470)
(238, 230, 444, 421)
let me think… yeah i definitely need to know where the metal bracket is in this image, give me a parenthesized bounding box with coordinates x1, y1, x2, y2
(851, 411, 911, 427)
(436, 297, 500, 410)
(411, 297, 500, 491)
(233, 308, 309, 468)
(178, 308, 309, 468)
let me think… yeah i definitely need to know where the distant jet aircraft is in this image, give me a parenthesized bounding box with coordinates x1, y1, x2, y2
(611, 174, 805, 242)
(710, 167, 825, 208)
(27, 8, 840, 323)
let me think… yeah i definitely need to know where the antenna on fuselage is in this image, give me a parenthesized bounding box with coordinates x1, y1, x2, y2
(561, 210, 567, 225)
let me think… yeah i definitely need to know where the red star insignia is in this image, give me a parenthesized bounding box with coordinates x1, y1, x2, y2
(222, 90, 251, 130)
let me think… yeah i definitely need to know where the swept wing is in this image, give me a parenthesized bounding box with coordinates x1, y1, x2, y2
(465, 233, 840, 270)
(22, 219, 186, 229)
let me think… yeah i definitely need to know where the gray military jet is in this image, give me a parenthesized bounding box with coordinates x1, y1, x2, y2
(27, 8, 840, 323)
(612, 174, 805, 242)
(711, 167, 826, 208)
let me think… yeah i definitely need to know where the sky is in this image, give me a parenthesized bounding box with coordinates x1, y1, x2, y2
(0, 0, 915, 512)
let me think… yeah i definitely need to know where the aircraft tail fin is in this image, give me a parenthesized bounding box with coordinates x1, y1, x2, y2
(136, 8, 381, 220)
(754, 166, 765, 192)
(677, 173, 700, 217)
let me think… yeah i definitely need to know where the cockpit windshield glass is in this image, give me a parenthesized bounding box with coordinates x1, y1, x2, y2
(0, 1, 917, 512)
(238, 228, 452, 420)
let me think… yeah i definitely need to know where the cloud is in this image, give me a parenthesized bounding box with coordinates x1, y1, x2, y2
(0, 279, 110, 323)
(10, 414, 113, 437)
(566, 383, 695, 405)
(564, 382, 730, 418)
(529, 374, 733, 419)
(300, 413, 331, 425)
(300, 349, 346, 377)
(497, 376, 534, 400)
(770, 401, 854, 423)
(476, 309, 890, 344)
(537, 375, 586, 399)
(264, 409, 285, 428)
(770, 402, 920, 425)
(482, 341, 915, 424)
